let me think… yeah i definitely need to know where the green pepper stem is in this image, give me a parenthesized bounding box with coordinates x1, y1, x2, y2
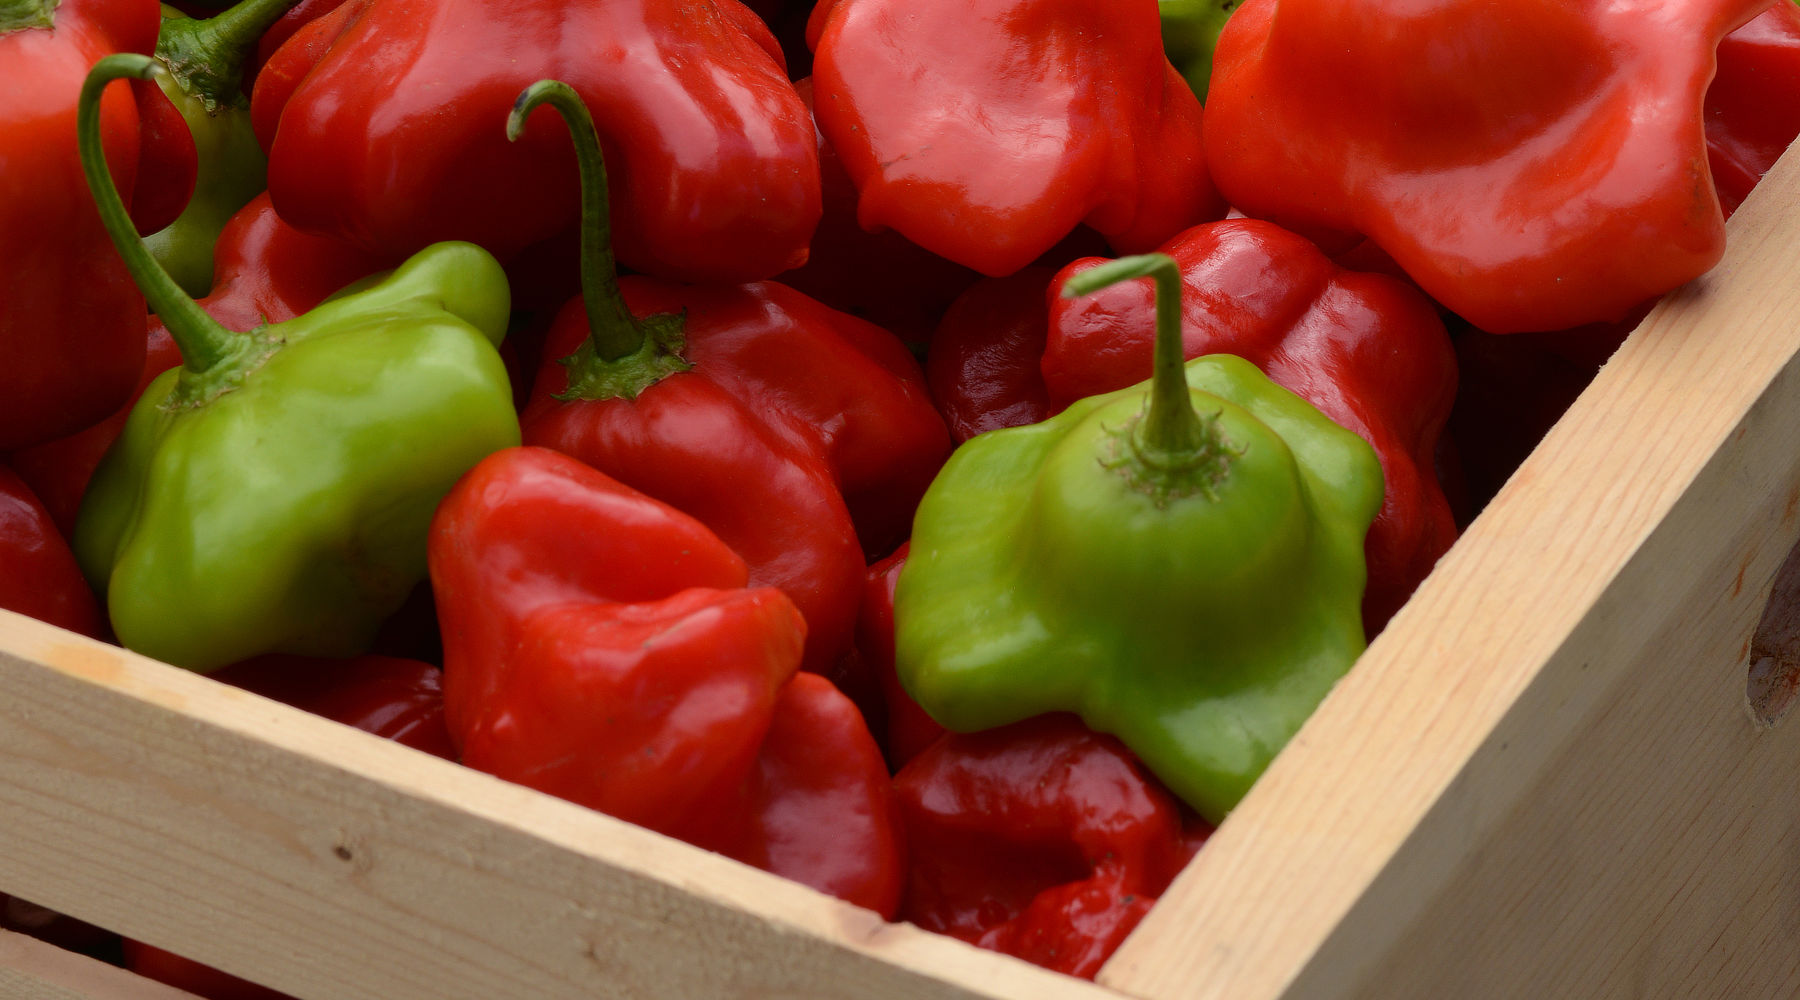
(80, 54, 242, 373)
(507, 79, 643, 363)
(0, 0, 56, 33)
(1060, 253, 1210, 459)
(157, 0, 306, 110)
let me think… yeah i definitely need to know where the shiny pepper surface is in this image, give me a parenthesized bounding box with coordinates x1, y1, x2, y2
(256, 0, 820, 280)
(11, 192, 391, 535)
(807, 0, 1223, 277)
(1047, 220, 1458, 634)
(897, 255, 1382, 821)
(0, 0, 159, 451)
(431, 447, 903, 914)
(73, 56, 519, 672)
(1204, 0, 1776, 333)
(511, 81, 949, 675)
(895, 714, 1209, 979)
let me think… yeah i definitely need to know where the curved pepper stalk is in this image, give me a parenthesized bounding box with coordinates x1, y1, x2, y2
(895, 253, 1383, 822)
(73, 54, 519, 672)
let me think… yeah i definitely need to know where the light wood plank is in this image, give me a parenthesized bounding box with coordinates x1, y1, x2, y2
(0, 613, 1121, 1000)
(1099, 146, 1800, 997)
(0, 931, 199, 1000)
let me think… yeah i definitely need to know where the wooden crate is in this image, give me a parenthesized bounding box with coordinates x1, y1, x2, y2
(4, 145, 1800, 1000)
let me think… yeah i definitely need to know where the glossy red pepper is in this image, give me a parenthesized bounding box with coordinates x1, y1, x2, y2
(431, 446, 902, 913)
(253, 0, 820, 280)
(1205, 0, 1775, 334)
(1707, 1, 1800, 216)
(773, 78, 982, 347)
(894, 714, 1210, 979)
(0, 0, 160, 450)
(510, 80, 949, 675)
(690, 671, 905, 916)
(925, 269, 1057, 444)
(0, 465, 104, 638)
(854, 544, 948, 769)
(8, 192, 391, 535)
(807, 0, 1223, 277)
(211, 653, 455, 759)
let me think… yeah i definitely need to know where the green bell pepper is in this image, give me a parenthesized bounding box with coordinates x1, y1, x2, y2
(893, 253, 1382, 823)
(74, 54, 520, 672)
(1160, 0, 1238, 102)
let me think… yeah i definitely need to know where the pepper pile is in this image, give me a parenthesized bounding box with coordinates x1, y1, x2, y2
(2, 0, 1795, 988)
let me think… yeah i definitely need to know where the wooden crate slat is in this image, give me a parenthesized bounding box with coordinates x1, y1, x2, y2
(0, 616, 1123, 1000)
(1098, 144, 1800, 999)
(0, 931, 200, 1000)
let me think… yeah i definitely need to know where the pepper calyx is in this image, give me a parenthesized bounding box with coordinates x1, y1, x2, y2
(155, 0, 302, 113)
(164, 326, 284, 410)
(554, 309, 693, 402)
(0, 0, 56, 32)
(1099, 402, 1246, 507)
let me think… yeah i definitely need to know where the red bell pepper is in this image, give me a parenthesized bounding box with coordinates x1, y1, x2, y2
(211, 653, 455, 759)
(773, 78, 982, 347)
(894, 714, 1210, 979)
(1204, 0, 1776, 334)
(431, 446, 902, 914)
(0, 465, 104, 638)
(509, 80, 949, 675)
(0, 0, 161, 451)
(854, 544, 948, 769)
(925, 269, 1057, 444)
(252, 0, 820, 281)
(807, 0, 1224, 277)
(1707, 0, 1800, 216)
(8, 192, 390, 535)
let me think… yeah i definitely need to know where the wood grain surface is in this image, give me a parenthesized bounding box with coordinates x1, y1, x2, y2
(0, 931, 198, 1000)
(0, 614, 1119, 1000)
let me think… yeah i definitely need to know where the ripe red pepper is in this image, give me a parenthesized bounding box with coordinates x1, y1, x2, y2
(8, 192, 391, 535)
(1, 0, 161, 451)
(0, 465, 104, 639)
(807, 0, 1224, 277)
(432, 446, 902, 914)
(1205, 0, 1775, 333)
(212, 653, 455, 760)
(894, 714, 1210, 979)
(253, 0, 820, 280)
(925, 268, 1058, 444)
(854, 544, 948, 769)
(510, 80, 949, 675)
(1708, 0, 1800, 216)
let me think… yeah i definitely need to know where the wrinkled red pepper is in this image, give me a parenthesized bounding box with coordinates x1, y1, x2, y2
(8, 192, 390, 535)
(431, 447, 903, 914)
(1707, 0, 1800, 216)
(925, 269, 1058, 443)
(509, 78, 949, 675)
(895, 714, 1210, 979)
(854, 544, 948, 769)
(0, 465, 104, 639)
(253, 0, 821, 280)
(806, 0, 1224, 277)
(1, 0, 162, 450)
(1204, 0, 1777, 333)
